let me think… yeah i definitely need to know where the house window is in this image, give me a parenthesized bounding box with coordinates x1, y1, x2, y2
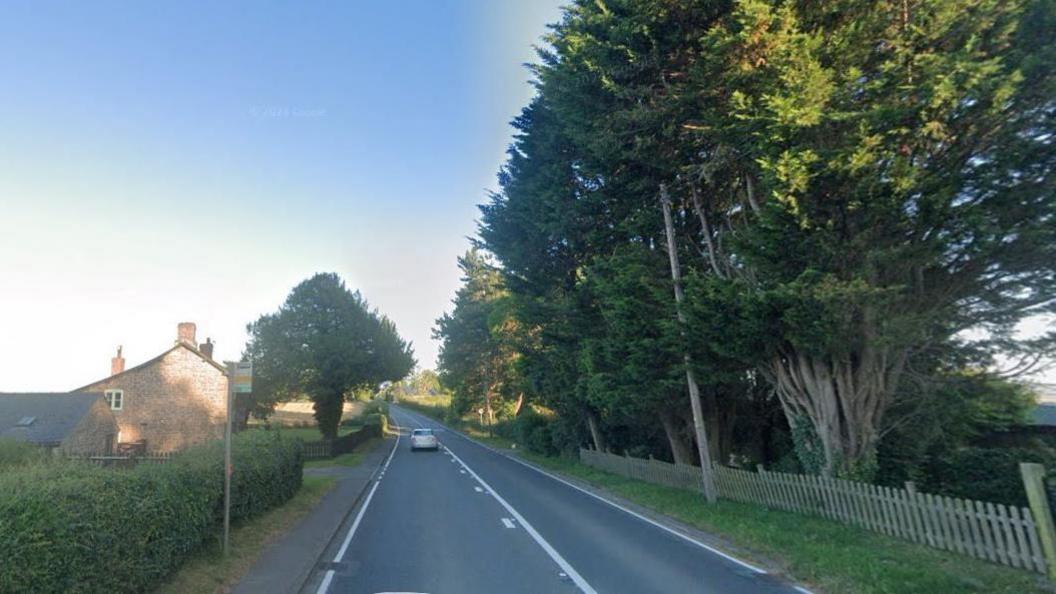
(105, 389, 123, 411)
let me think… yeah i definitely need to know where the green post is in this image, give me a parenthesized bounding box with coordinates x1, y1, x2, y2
(1020, 462, 1056, 580)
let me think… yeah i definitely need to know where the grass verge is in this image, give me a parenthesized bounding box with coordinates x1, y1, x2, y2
(154, 475, 337, 594)
(516, 452, 1052, 594)
(396, 396, 1052, 592)
(303, 438, 381, 468)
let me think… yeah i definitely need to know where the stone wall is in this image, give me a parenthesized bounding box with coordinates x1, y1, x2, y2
(61, 397, 119, 455)
(80, 345, 228, 452)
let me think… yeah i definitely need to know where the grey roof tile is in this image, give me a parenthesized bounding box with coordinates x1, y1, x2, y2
(0, 392, 104, 445)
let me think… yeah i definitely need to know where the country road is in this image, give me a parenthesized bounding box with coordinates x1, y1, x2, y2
(308, 405, 804, 594)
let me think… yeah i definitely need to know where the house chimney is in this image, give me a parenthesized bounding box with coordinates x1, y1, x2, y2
(199, 338, 214, 359)
(177, 322, 197, 346)
(111, 346, 125, 376)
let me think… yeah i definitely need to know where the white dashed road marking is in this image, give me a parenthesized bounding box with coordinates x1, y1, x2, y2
(501, 518, 516, 529)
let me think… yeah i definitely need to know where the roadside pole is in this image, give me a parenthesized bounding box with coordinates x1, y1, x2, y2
(223, 360, 253, 557)
(223, 362, 234, 556)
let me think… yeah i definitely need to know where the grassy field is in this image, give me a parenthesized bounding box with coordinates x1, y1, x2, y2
(245, 423, 361, 443)
(395, 395, 1052, 593)
(154, 475, 337, 594)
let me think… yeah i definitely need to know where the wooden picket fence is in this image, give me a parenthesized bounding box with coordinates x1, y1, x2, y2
(67, 450, 180, 467)
(302, 440, 333, 459)
(580, 448, 1049, 574)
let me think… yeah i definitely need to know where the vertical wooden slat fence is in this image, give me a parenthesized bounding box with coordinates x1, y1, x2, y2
(301, 422, 383, 460)
(580, 448, 1048, 574)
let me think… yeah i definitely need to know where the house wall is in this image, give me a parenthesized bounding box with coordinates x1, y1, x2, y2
(61, 397, 119, 455)
(80, 346, 228, 452)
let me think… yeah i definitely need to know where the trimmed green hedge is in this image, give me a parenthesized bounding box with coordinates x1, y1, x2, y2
(921, 446, 1053, 508)
(0, 438, 49, 469)
(0, 431, 302, 594)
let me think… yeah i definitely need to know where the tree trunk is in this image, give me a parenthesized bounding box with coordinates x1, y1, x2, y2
(313, 389, 343, 440)
(586, 410, 606, 452)
(659, 408, 694, 465)
(512, 393, 525, 416)
(764, 343, 907, 477)
(661, 184, 718, 501)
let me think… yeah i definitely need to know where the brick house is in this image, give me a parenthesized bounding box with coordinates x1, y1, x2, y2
(74, 322, 229, 453)
(0, 392, 118, 454)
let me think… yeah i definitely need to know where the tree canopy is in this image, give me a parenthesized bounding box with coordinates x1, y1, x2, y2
(245, 273, 415, 438)
(442, 0, 1055, 478)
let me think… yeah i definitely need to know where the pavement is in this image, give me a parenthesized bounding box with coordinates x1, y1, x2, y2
(231, 438, 392, 594)
(294, 405, 807, 594)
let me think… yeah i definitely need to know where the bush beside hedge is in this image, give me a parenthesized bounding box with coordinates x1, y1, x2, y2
(0, 431, 302, 594)
(494, 410, 561, 457)
(920, 446, 1054, 508)
(0, 438, 49, 469)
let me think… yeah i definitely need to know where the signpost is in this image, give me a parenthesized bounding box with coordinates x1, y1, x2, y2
(224, 360, 252, 556)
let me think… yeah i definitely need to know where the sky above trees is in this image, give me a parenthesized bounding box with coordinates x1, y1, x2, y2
(0, 1, 562, 390)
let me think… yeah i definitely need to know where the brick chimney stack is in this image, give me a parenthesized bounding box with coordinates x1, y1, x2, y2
(111, 346, 125, 376)
(199, 338, 214, 360)
(177, 322, 197, 346)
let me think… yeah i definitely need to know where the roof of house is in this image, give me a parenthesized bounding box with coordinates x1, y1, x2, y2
(72, 341, 227, 392)
(0, 392, 107, 445)
(1031, 403, 1056, 426)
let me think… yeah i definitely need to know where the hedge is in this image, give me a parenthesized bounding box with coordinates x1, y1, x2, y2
(921, 446, 1054, 508)
(0, 431, 303, 594)
(0, 438, 48, 469)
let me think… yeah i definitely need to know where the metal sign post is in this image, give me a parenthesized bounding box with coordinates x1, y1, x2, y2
(224, 360, 252, 556)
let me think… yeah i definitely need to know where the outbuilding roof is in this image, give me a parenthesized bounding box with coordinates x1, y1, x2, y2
(0, 392, 105, 445)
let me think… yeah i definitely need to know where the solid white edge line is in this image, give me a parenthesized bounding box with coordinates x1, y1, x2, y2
(316, 570, 334, 594)
(503, 449, 769, 575)
(316, 410, 403, 594)
(442, 445, 597, 594)
(395, 406, 769, 577)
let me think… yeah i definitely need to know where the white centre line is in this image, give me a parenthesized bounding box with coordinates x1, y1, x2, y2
(501, 518, 516, 529)
(397, 406, 767, 576)
(442, 445, 597, 594)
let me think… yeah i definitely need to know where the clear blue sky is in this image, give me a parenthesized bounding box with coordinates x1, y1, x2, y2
(0, 1, 564, 390)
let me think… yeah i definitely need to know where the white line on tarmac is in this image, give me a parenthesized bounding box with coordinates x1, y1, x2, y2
(442, 445, 597, 594)
(501, 518, 516, 529)
(395, 406, 768, 577)
(316, 415, 402, 594)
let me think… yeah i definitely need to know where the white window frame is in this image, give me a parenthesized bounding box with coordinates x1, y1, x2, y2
(105, 389, 124, 411)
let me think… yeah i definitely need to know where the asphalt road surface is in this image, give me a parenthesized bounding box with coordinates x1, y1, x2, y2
(313, 405, 804, 594)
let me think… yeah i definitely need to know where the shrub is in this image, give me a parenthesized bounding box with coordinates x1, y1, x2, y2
(507, 411, 559, 457)
(0, 438, 49, 469)
(358, 411, 388, 434)
(921, 446, 1053, 507)
(0, 431, 302, 594)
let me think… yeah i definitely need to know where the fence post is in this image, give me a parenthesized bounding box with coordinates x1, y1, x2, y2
(1020, 463, 1056, 580)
